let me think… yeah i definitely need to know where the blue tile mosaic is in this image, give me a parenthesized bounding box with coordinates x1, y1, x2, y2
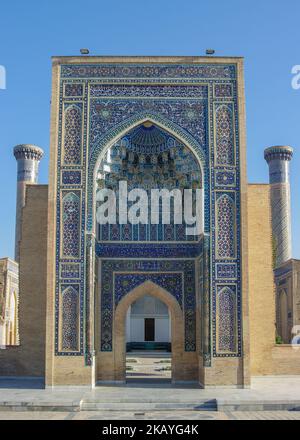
(62, 170, 81, 185)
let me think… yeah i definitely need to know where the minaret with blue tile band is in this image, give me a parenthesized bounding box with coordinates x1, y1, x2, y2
(13, 144, 44, 261)
(264, 145, 293, 267)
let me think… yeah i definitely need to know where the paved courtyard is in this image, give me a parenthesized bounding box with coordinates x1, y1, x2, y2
(0, 410, 299, 420)
(126, 352, 171, 381)
(0, 355, 300, 417)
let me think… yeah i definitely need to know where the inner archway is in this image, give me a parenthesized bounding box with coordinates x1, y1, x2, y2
(126, 294, 171, 382)
(114, 281, 189, 384)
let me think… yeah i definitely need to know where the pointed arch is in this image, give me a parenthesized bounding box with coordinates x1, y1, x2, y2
(113, 280, 184, 383)
(87, 112, 207, 232)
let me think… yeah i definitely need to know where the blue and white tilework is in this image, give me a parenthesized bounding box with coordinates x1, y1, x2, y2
(54, 62, 242, 361)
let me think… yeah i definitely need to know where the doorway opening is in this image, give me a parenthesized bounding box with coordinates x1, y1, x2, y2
(111, 280, 188, 384)
(145, 318, 155, 342)
(125, 294, 172, 383)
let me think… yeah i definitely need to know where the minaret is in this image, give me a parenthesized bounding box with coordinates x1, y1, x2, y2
(13, 144, 44, 262)
(264, 145, 293, 267)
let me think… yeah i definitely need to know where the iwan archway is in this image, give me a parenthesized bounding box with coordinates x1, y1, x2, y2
(93, 119, 203, 384)
(46, 57, 249, 388)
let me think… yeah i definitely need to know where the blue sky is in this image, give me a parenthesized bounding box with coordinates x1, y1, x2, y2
(0, 0, 299, 258)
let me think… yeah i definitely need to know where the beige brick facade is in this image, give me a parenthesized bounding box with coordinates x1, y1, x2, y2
(248, 184, 276, 375)
(1, 176, 299, 383)
(248, 184, 300, 376)
(0, 185, 48, 377)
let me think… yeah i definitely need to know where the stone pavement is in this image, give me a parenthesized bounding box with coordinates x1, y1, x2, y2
(0, 375, 300, 412)
(0, 410, 299, 420)
(1, 352, 300, 414)
(126, 352, 171, 381)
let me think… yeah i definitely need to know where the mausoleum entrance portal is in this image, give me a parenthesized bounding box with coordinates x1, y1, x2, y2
(48, 58, 248, 388)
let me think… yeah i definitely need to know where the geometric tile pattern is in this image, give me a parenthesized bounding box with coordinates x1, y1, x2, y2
(215, 170, 235, 187)
(64, 83, 84, 97)
(216, 193, 236, 259)
(90, 99, 207, 155)
(61, 63, 237, 79)
(60, 263, 80, 279)
(216, 263, 237, 279)
(62, 192, 80, 258)
(63, 104, 82, 165)
(114, 273, 183, 306)
(214, 83, 233, 98)
(215, 104, 235, 166)
(62, 170, 81, 185)
(95, 242, 202, 258)
(61, 285, 79, 351)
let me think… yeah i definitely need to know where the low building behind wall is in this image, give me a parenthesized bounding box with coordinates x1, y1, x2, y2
(0, 184, 48, 378)
(275, 259, 300, 343)
(0, 258, 19, 347)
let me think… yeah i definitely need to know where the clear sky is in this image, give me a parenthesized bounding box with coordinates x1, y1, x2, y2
(0, 0, 299, 259)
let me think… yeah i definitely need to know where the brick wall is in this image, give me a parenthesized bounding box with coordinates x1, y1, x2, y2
(0, 185, 48, 377)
